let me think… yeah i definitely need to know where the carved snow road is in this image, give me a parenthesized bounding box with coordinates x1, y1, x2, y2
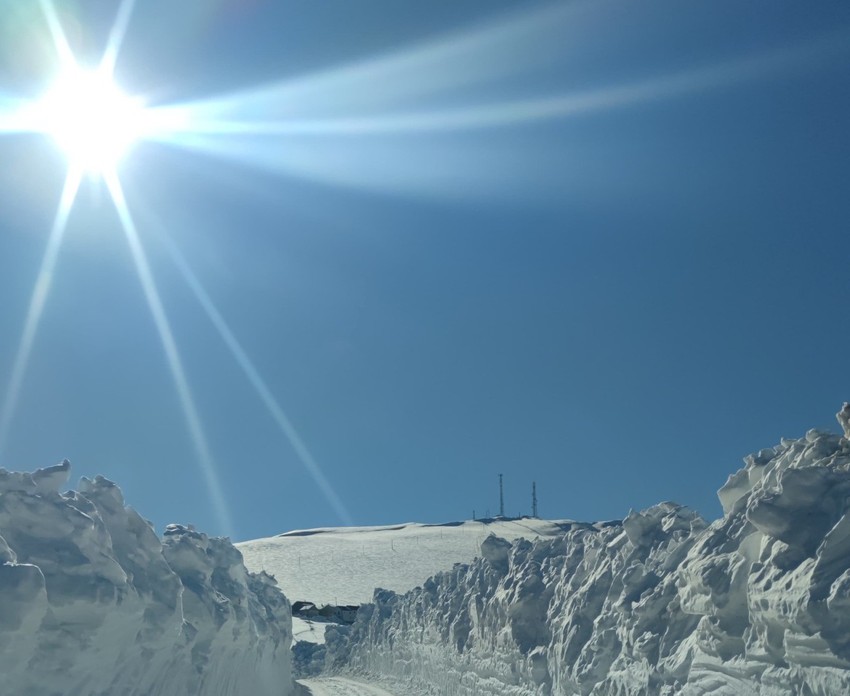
(300, 677, 412, 696)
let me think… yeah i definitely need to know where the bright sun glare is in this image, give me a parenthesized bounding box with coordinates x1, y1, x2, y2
(34, 66, 145, 175)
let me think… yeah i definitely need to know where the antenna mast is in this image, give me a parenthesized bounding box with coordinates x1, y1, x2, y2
(499, 474, 504, 517)
(532, 481, 538, 518)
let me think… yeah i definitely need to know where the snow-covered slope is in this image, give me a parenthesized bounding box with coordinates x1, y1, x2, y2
(0, 462, 294, 696)
(238, 518, 574, 606)
(325, 425, 850, 695)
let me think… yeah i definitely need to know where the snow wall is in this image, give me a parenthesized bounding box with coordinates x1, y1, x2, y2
(0, 461, 294, 696)
(326, 428, 850, 695)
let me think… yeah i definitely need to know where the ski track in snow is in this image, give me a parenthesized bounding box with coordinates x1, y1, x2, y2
(300, 676, 406, 696)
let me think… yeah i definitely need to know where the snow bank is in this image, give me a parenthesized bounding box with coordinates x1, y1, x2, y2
(0, 461, 294, 696)
(327, 424, 850, 695)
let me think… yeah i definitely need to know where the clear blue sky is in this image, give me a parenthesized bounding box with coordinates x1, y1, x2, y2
(1, 0, 849, 541)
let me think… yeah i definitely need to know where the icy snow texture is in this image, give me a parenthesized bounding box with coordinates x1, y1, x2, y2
(0, 462, 294, 696)
(327, 428, 850, 695)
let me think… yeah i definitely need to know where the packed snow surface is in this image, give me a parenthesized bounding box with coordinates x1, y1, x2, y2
(238, 518, 576, 607)
(323, 424, 850, 695)
(0, 462, 294, 696)
(295, 615, 330, 644)
(301, 676, 404, 695)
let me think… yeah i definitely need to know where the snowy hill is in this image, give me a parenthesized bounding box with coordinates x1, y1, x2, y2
(321, 425, 850, 695)
(237, 517, 581, 607)
(238, 517, 584, 650)
(0, 462, 295, 696)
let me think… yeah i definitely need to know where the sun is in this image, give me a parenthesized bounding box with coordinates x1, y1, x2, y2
(33, 66, 146, 176)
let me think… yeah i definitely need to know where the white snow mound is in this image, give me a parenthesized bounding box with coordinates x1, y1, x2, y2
(0, 462, 294, 696)
(238, 517, 578, 606)
(325, 426, 850, 695)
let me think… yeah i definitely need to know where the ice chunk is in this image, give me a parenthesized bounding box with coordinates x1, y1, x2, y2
(31, 458, 70, 495)
(480, 534, 512, 572)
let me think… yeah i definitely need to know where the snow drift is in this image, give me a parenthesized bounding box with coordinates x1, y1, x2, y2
(326, 423, 850, 695)
(0, 461, 294, 696)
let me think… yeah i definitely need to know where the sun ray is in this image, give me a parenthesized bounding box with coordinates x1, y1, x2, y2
(38, 0, 75, 68)
(150, 22, 850, 145)
(146, 1, 579, 136)
(138, 24, 850, 201)
(104, 172, 236, 538)
(158, 231, 354, 526)
(100, 0, 138, 78)
(0, 168, 81, 459)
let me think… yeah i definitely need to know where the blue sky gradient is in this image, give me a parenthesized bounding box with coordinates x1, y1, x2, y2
(1, 0, 849, 540)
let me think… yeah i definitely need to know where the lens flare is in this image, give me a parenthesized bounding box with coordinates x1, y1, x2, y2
(33, 66, 145, 176)
(0, 170, 81, 458)
(2, 0, 846, 528)
(105, 173, 237, 538)
(160, 233, 354, 526)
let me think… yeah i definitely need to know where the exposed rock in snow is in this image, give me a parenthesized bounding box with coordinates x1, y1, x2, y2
(0, 464, 294, 696)
(326, 426, 850, 695)
(481, 533, 513, 572)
